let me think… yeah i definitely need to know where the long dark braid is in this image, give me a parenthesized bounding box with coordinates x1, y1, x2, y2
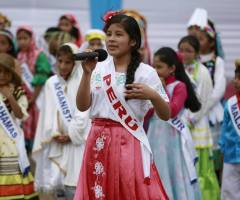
(126, 50, 141, 85)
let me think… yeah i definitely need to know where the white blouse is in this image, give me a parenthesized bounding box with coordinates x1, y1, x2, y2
(90, 58, 169, 123)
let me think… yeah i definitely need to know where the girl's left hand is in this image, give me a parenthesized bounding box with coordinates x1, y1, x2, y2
(0, 86, 12, 98)
(53, 135, 71, 144)
(124, 83, 157, 100)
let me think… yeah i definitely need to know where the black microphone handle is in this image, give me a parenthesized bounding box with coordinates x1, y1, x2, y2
(74, 52, 99, 60)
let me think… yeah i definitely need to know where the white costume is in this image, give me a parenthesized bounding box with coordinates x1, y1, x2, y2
(200, 53, 226, 150)
(32, 44, 90, 191)
(184, 61, 213, 148)
(200, 54, 225, 123)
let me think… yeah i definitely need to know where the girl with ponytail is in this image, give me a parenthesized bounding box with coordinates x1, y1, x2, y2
(74, 13, 170, 200)
(148, 47, 202, 200)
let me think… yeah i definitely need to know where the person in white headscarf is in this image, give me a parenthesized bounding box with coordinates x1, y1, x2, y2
(32, 43, 90, 200)
(187, 8, 224, 59)
(187, 8, 208, 37)
(188, 8, 226, 184)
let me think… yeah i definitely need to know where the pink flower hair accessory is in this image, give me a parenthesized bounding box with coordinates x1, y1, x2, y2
(103, 10, 124, 24)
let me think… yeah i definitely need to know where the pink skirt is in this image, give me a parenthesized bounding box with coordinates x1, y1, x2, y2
(74, 118, 168, 200)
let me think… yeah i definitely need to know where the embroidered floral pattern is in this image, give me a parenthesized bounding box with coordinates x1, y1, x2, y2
(91, 72, 102, 89)
(115, 73, 126, 86)
(94, 135, 106, 152)
(94, 161, 104, 176)
(93, 183, 104, 199)
(92, 133, 106, 199)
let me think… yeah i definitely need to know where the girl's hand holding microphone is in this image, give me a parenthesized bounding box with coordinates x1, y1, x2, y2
(81, 49, 98, 75)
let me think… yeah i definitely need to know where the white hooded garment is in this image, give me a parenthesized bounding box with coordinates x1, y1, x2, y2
(32, 44, 90, 190)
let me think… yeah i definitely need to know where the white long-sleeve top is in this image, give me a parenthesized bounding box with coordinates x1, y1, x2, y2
(90, 58, 169, 123)
(200, 53, 226, 124)
(185, 61, 213, 123)
(184, 61, 214, 148)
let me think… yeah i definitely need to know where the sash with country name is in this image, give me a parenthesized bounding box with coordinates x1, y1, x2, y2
(50, 76, 72, 126)
(21, 63, 34, 92)
(0, 101, 30, 174)
(228, 95, 240, 136)
(168, 117, 198, 183)
(100, 60, 152, 180)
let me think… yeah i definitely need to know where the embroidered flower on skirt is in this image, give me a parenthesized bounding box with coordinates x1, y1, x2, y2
(91, 132, 107, 199)
(92, 183, 105, 199)
(94, 161, 104, 176)
(94, 135, 106, 152)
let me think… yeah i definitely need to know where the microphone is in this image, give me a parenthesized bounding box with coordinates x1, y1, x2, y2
(74, 49, 108, 62)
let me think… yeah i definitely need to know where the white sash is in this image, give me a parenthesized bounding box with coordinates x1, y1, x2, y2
(0, 101, 30, 174)
(50, 76, 72, 126)
(228, 95, 240, 136)
(168, 117, 198, 183)
(21, 63, 34, 92)
(100, 62, 152, 179)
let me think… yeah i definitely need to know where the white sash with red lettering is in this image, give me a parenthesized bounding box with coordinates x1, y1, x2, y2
(100, 63, 152, 179)
(168, 117, 198, 183)
(0, 101, 30, 174)
(228, 95, 240, 136)
(50, 76, 72, 126)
